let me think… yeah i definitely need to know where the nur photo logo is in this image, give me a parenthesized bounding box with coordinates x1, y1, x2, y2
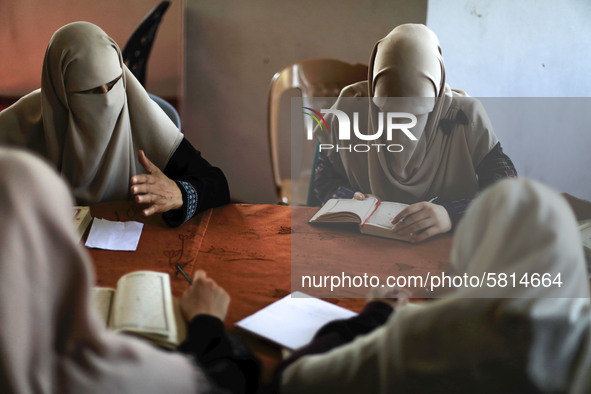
(303, 106, 419, 153)
(303, 107, 328, 132)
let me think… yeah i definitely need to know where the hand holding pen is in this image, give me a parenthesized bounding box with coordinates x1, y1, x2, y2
(391, 197, 452, 243)
(178, 267, 230, 323)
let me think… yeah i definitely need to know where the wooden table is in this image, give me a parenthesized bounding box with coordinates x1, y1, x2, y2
(87, 202, 452, 384)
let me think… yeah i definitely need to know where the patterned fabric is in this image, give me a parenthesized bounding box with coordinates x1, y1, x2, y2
(311, 152, 356, 205)
(476, 143, 518, 187)
(121, 1, 171, 86)
(178, 180, 198, 224)
(438, 142, 517, 227)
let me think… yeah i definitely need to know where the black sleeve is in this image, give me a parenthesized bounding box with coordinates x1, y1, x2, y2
(434, 142, 518, 229)
(178, 315, 261, 394)
(476, 141, 518, 189)
(311, 150, 357, 205)
(272, 302, 393, 391)
(434, 198, 471, 229)
(162, 138, 230, 227)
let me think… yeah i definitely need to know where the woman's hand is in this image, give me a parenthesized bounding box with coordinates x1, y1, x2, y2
(179, 270, 230, 322)
(130, 150, 183, 216)
(391, 202, 452, 243)
(353, 192, 380, 200)
(367, 287, 410, 308)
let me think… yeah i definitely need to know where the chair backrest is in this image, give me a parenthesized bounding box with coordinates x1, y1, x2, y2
(267, 58, 368, 205)
(122, 1, 171, 86)
(149, 93, 181, 130)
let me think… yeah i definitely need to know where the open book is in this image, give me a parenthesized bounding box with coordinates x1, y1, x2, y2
(73, 206, 92, 241)
(236, 292, 357, 351)
(309, 197, 410, 241)
(92, 271, 186, 349)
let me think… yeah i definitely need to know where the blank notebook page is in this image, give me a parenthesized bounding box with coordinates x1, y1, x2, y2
(236, 291, 357, 351)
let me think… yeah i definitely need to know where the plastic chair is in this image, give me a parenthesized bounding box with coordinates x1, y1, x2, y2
(149, 93, 181, 130)
(122, 1, 171, 87)
(267, 58, 368, 205)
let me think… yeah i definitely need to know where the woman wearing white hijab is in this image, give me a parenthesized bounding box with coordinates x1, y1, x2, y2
(0, 22, 229, 227)
(312, 24, 517, 242)
(278, 178, 590, 393)
(0, 147, 259, 393)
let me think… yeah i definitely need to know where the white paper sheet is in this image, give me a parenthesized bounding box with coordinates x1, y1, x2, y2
(85, 218, 144, 251)
(236, 291, 357, 351)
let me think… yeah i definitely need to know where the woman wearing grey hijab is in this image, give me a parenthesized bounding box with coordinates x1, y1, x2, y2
(312, 24, 517, 242)
(0, 22, 229, 227)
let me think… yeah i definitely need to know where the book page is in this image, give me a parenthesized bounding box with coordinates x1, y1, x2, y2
(73, 206, 92, 241)
(309, 198, 378, 224)
(85, 219, 144, 251)
(133, 297, 185, 349)
(236, 291, 357, 351)
(92, 287, 115, 326)
(365, 201, 408, 229)
(111, 271, 176, 338)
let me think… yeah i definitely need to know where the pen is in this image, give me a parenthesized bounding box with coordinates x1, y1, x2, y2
(399, 197, 438, 223)
(176, 263, 193, 285)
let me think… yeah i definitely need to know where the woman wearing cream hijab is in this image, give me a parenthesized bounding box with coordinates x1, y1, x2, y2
(280, 178, 591, 393)
(313, 24, 517, 242)
(0, 148, 259, 393)
(0, 22, 229, 227)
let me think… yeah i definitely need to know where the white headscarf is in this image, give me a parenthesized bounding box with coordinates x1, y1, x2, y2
(282, 178, 590, 393)
(316, 24, 498, 203)
(451, 178, 589, 299)
(0, 148, 210, 394)
(0, 22, 183, 205)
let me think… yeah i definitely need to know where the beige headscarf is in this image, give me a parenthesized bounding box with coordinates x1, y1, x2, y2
(316, 24, 498, 203)
(282, 178, 591, 393)
(0, 22, 183, 205)
(0, 147, 210, 393)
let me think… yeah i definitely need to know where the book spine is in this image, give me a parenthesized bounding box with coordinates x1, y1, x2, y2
(360, 199, 381, 229)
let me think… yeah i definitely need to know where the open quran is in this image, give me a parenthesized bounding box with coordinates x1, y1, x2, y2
(92, 271, 185, 349)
